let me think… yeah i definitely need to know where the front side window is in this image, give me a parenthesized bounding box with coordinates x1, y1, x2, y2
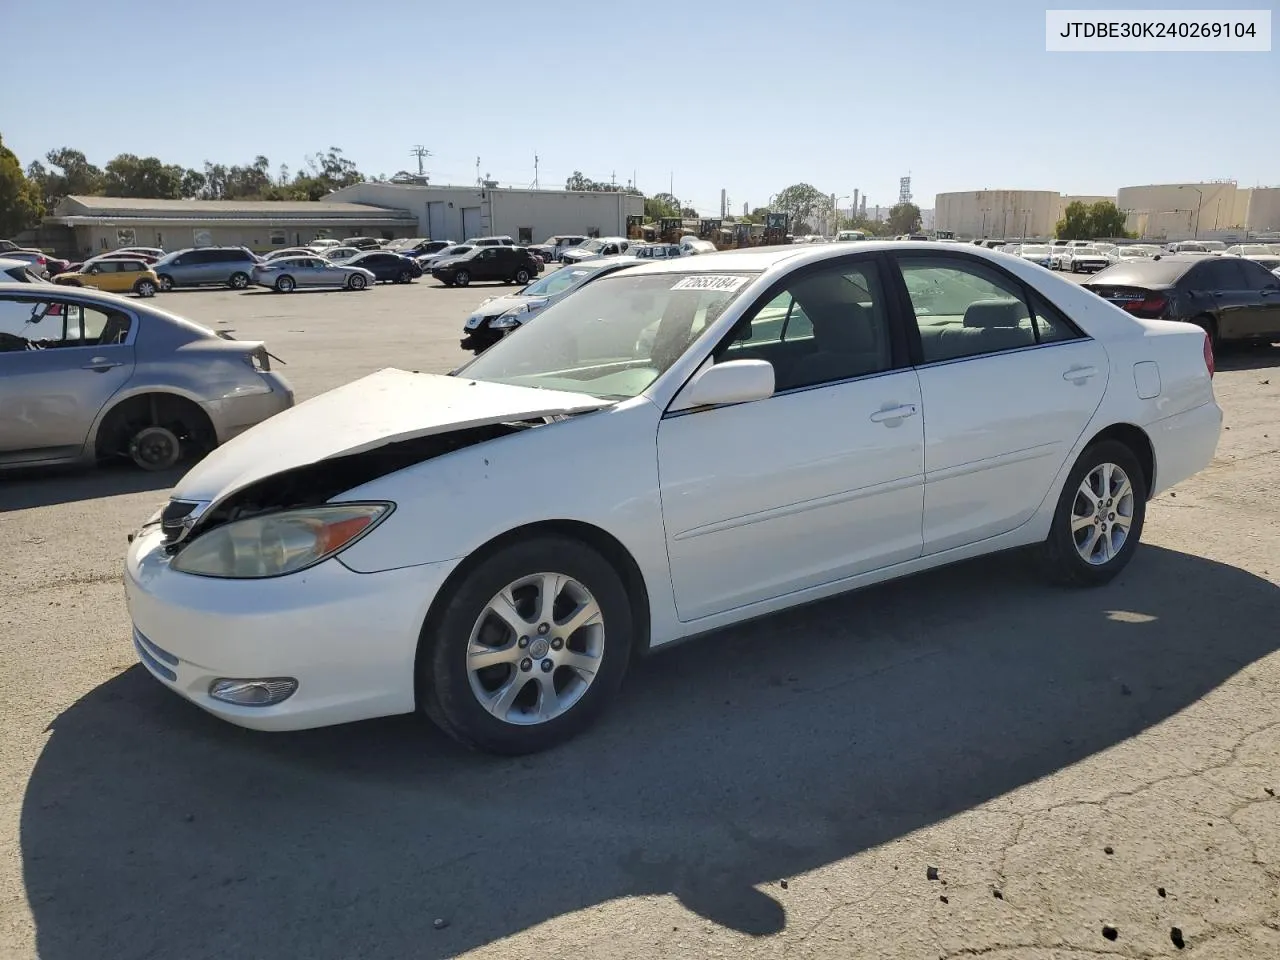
(717, 261, 893, 390)
(898, 257, 1039, 362)
(522, 267, 595, 296)
(459, 271, 758, 399)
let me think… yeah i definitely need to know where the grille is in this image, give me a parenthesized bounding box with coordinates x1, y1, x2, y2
(160, 500, 199, 547)
(133, 628, 178, 682)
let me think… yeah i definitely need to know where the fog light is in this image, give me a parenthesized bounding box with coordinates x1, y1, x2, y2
(208, 678, 298, 706)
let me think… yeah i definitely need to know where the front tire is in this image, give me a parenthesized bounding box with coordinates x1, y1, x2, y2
(157, 274, 174, 291)
(347, 273, 368, 291)
(419, 535, 634, 755)
(396, 269, 412, 284)
(454, 270, 471, 287)
(514, 268, 531, 285)
(1033, 439, 1147, 586)
(275, 275, 295, 293)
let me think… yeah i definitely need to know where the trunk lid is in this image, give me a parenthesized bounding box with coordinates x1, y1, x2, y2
(171, 368, 610, 505)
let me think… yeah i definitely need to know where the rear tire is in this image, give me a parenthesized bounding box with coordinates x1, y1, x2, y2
(1032, 439, 1147, 587)
(228, 272, 250, 290)
(419, 535, 633, 755)
(133, 279, 156, 297)
(128, 425, 181, 472)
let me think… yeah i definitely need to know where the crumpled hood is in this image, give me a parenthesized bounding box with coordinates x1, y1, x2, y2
(472, 294, 541, 315)
(171, 368, 610, 505)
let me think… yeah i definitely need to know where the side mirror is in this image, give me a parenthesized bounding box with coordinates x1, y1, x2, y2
(671, 359, 774, 411)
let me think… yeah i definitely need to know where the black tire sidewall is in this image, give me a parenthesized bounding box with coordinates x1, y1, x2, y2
(229, 272, 249, 289)
(421, 536, 633, 754)
(276, 276, 294, 292)
(350, 275, 366, 290)
(455, 271, 470, 287)
(515, 269, 530, 284)
(1043, 439, 1147, 586)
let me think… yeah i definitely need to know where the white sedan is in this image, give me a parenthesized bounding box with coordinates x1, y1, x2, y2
(125, 243, 1222, 754)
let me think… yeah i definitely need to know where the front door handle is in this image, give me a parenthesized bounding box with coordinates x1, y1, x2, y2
(1063, 365, 1098, 383)
(869, 403, 918, 424)
(82, 357, 122, 371)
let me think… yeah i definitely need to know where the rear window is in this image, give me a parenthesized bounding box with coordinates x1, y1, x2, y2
(1090, 260, 1193, 285)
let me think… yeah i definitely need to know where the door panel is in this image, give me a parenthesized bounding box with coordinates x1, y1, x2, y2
(658, 372, 925, 620)
(0, 343, 135, 461)
(915, 341, 1107, 553)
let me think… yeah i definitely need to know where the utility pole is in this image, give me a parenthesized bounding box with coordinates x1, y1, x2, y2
(475, 157, 481, 187)
(409, 145, 431, 177)
(533, 154, 539, 190)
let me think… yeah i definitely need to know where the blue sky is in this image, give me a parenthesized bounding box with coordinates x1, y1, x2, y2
(5, 0, 1275, 214)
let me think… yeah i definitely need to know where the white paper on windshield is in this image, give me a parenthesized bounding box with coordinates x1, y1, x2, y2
(670, 275, 750, 292)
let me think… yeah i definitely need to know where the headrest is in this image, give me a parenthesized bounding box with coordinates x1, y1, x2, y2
(806, 300, 874, 352)
(963, 299, 1024, 328)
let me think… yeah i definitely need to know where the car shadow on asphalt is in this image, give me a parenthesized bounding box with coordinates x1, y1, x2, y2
(1, 462, 185, 511)
(1216, 344, 1280, 372)
(20, 546, 1280, 959)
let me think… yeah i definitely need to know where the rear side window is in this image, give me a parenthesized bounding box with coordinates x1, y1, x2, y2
(897, 256, 1036, 363)
(0, 297, 132, 349)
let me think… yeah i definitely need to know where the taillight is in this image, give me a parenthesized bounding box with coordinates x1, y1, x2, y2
(1202, 332, 1214, 378)
(1121, 293, 1167, 318)
(35, 255, 47, 265)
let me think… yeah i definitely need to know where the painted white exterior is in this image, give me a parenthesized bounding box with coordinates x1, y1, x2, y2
(327, 182, 643, 244)
(124, 243, 1222, 736)
(1244, 187, 1280, 232)
(1117, 182, 1242, 238)
(935, 190, 1061, 238)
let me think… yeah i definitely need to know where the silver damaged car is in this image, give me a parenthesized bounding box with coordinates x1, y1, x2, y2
(0, 283, 294, 471)
(251, 255, 376, 293)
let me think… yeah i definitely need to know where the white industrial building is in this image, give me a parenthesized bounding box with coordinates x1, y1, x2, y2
(935, 190, 1062, 239)
(327, 182, 644, 245)
(1117, 182, 1280, 239)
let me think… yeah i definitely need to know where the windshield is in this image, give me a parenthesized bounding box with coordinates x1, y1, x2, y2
(1199, 240, 1226, 251)
(457, 271, 759, 399)
(578, 239, 606, 254)
(1117, 247, 1148, 257)
(442, 245, 472, 257)
(1020, 245, 1050, 255)
(521, 266, 601, 297)
(1074, 247, 1100, 255)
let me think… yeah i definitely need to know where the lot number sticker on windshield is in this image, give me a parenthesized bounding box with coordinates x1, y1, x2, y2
(670, 275, 750, 292)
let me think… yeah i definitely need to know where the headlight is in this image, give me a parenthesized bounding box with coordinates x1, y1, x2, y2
(492, 303, 531, 328)
(170, 503, 392, 579)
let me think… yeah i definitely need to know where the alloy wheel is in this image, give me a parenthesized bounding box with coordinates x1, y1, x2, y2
(1070, 462, 1134, 565)
(465, 572, 605, 725)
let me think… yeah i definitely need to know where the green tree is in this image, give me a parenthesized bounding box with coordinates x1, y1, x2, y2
(180, 168, 206, 199)
(102, 154, 185, 198)
(27, 147, 104, 207)
(773, 183, 827, 233)
(1087, 200, 1129, 238)
(644, 192, 679, 220)
(0, 136, 44, 236)
(887, 202, 922, 235)
(1054, 200, 1091, 240)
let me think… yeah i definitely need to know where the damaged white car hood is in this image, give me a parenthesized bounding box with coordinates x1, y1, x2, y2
(172, 368, 610, 505)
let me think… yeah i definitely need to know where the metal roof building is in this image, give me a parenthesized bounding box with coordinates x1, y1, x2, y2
(43, 196, 419, 256)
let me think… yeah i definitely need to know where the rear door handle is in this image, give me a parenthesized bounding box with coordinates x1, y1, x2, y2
(1063, 366, 1098, 382)
(869, 404, 918, 424)
(82, 357, 122, 371)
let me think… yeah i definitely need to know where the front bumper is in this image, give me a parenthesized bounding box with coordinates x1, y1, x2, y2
(460, 328, 503, 352)
(124, 526, 458, 731)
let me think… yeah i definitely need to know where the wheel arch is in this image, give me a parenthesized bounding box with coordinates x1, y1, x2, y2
(92, 389, 217, 461)
(413, 519, 653, 708)
(1082, 422, 1155, 500)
